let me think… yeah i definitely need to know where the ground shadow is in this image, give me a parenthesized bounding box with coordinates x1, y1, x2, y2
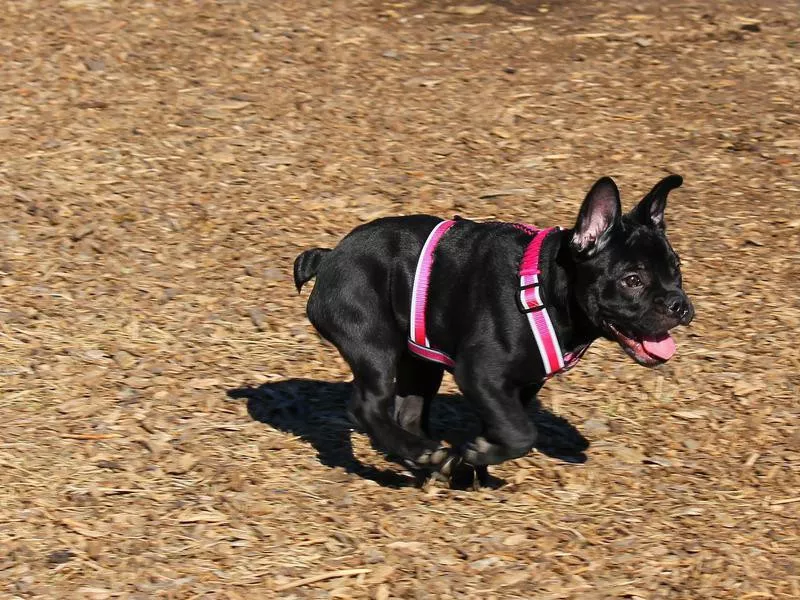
(227, 378, 589, 489)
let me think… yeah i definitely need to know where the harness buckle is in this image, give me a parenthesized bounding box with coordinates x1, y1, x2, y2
(516, 282, 546, 314)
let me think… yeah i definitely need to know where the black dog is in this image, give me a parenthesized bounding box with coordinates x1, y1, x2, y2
(293, 176, 693, 483)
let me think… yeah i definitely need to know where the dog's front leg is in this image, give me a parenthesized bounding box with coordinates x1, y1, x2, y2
(454, 361, 537, 466)
(520, 382, 543, 408)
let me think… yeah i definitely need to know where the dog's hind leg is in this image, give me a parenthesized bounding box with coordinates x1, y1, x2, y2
(343, 341, 461, 476)
(393, 351, 443, 437)
(305, 257, 460, 476)
(394, 352, 494, 489)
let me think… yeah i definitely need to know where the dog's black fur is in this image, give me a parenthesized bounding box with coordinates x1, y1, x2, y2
(294, 176, 693, 481)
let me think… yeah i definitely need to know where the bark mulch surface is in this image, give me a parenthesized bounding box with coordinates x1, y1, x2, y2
(1, 1, 798, 598)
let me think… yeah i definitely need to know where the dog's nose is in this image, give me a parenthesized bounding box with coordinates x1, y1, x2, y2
(663, 293, 694, 325)
(679, 299, 695, 325)
(666, 296, 682, 315)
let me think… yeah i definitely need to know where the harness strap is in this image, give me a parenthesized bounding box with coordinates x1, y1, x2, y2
(517, 227, 564, 375)
(408, 220, 589, 377)
(408, 220, 457, 368)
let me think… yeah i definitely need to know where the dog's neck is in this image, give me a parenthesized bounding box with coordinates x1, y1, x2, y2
(538, 229, 603, 354)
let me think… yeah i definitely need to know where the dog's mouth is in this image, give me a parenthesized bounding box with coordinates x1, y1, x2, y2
(605, 322, 676, 367)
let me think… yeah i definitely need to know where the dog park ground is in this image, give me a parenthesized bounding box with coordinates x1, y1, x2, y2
(1, 0, 798, 598)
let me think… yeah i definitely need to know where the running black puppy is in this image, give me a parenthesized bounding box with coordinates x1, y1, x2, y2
(294, 175, 693, 481)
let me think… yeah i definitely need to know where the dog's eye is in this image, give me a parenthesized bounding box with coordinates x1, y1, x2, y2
(622, 274, 643, 288)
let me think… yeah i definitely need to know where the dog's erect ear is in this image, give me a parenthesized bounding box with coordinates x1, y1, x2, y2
(570, 177, 621, 258)
(630, 174, 683, 230)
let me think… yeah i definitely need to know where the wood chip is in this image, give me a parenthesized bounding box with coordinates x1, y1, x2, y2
(274, 569, 371, 592)
(1, 2, 797, 598)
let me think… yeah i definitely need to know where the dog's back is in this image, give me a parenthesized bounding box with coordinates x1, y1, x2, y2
(296, 215, 442, 342)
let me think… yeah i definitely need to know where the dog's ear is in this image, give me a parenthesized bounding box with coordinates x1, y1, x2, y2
(630, 174, 682, 230)
(570, 176, 621, 258)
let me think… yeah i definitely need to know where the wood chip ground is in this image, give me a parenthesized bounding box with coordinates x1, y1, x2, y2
(0, 1, 798, 598)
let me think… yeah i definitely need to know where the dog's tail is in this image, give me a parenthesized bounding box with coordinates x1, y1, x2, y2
(293, 248, 331, 292)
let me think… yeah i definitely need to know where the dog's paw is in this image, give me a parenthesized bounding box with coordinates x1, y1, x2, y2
(427, 462, 491, 491)
(415, 446, 460, 473)
(460, 436, 493, 465)
(404, 447, 473, 488)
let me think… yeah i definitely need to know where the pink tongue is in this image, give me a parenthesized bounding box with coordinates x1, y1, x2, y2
(642, 334, 676, 360)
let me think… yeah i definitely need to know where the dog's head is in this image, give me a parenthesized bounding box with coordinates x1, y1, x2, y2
(569, 175, 694, 366)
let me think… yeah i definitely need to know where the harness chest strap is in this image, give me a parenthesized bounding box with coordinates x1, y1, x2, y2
(408, 220, 589, 378)
(517, 225, 589, 374)
(408, 219, 457, 368)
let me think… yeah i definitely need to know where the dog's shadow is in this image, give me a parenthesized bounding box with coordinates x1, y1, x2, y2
(227, 378, 589, 489)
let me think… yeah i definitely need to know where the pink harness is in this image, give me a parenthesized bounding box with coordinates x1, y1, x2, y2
(408, 220, 589, 379)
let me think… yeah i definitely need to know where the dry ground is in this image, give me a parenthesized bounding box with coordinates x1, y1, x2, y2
(1, 0, 799, 598)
